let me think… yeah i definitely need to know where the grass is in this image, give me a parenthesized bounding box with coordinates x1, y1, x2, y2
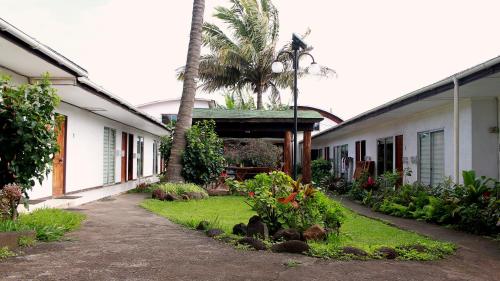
(0, 208, 86, 242)
(141, 196, 455, 260)
(0, 247, 16, 260)
(129, 182, 208, 197)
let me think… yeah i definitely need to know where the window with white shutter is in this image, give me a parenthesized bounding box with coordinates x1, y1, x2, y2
(103, 127, 116, 185)
(418, 130, 444, 186)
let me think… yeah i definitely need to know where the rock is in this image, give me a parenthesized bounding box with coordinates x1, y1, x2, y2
(238, 237, 266, 251)
(165, 193, 180, 201)
(206, 228, 224, 238)
(196, 221, 210, 231)
(181, 194, 190, 200)
(232, 223, 247, 236)
(246, 216, 269, 240)
(342, 246, 368, 257)
(302, 224, 326, 241)
(271, 240, 309, 254)
(375, 247, 398, 259)
(185, 192, 206, 200)
(207, 189, 230, 196)
(272, 228, 301, 241)
(152, 189, 166, 200)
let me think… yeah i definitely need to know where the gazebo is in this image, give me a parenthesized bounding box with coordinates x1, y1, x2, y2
(192, 109, 324, 183)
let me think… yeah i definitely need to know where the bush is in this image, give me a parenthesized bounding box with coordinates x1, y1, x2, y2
(159, 135, 173, 169)
(240, 171, 344, 233)
(0, 184, 22, 220)
(182, 120, 225, 186)
(312, 159, 332, 184)
(224, 139, 282, 168)
(154, 182, 208, 197)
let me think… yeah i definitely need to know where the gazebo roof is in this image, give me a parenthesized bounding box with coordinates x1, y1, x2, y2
(192, 109, 323, 138)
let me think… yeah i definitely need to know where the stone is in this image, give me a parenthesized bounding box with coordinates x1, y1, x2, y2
(151, 189, 166, 200)
(165, 193, 180, 201)
(232, 223, 247, 236)
(272, 228, 301, 241)
(207, 189, 230, 196)
(196, 221, 210, 231)
(0, 230, 36, 250)
(302, 224, 326, 241)
(206, 228, 224, 238)
(271, 240, 309, 254)
(246, 216, 269, 240)
(181, 194, 190, 200)
(375, 247, 398, 259)
(238, 237, 266, 251)
(342, 246, 368, 257)
(185, 192, 206, 200)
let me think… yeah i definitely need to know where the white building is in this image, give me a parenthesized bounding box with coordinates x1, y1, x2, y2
(0, 18, 169, 206)
(306, 56, 500, 185)
(138, 98, 215, 125)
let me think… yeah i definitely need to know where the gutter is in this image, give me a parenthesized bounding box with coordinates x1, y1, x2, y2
(0, 18, 88, 77)
(311, 55, 500, 140)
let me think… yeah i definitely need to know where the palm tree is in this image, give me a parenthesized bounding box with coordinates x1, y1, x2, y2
(181, 0, 332, 109)
(166, 0, 205, 182)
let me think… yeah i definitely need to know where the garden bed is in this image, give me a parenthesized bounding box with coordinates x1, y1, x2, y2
(141, 196, 455, 260)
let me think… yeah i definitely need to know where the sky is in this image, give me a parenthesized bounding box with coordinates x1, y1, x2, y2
(1, 0, 500, 120)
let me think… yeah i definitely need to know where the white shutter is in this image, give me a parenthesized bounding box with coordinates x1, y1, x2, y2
(109, 129, 116, 183)
(431, 131, 444, 185)
(103, 128, 109, 184)
(419, 132, 431, 185)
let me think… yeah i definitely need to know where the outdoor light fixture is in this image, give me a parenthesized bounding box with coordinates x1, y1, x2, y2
(272, 33, 319, 180)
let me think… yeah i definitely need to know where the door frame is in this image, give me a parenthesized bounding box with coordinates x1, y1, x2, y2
(121, 132, 128, 183)
(52, 115, 67, 197)
(128, 134, 134, 180)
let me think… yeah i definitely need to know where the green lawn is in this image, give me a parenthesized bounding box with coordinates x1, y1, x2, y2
(141, 196, 455, 260)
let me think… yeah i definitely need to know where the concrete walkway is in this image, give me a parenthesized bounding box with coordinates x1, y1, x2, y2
(0, 193, 499, 281)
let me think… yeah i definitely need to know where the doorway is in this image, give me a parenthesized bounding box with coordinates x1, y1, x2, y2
(121, 132, 128, 183)
(52, 115, 67, 197)
(128, 134, 134, 181)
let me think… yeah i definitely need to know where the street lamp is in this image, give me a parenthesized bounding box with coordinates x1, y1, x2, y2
(272, 33, 319, 180)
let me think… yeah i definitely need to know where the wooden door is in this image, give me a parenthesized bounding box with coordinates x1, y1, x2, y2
(395, 135, 404, 185)
(121, 133, 128, 183)
(52, 115, 67, 197)
(128, 134, 134, 180)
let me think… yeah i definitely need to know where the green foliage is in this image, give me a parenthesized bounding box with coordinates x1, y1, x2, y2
(0, 246, 16, 260)
(217, 89, 256, 110)
(18, 235, 36, 247)
(0, 74, 60, 198)
(311, 159, 332, 184)
(159, 134, 173, 168)
(240, 171, 344, 232)
(0, 208, 85, 242)
(224, 139, 282, 168)
(153, 182, 208, 197)
(182, 120, 225, 186)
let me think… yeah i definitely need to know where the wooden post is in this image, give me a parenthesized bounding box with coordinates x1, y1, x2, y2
(302, 130, 312, 183)
(283, 130, 292, 176)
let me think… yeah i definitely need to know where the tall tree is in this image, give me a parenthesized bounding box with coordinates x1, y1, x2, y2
(180, 0, 332, 109)
(166, 0, 205, 182)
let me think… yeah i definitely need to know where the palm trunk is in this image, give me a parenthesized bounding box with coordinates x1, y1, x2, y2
(166, 0, 205, 182)
(256, 89, 263, 109)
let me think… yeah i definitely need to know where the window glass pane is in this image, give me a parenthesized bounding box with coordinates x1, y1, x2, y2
(431, 131, 445, 185)
(385, 137, 393, 173)
(419, 132, 431, 185)
(377, 139, 385, 175)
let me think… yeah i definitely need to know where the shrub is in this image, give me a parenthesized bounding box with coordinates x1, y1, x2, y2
(159, 134, 173, 169)
(311, 159, 332, 184)
(0, 184, 22, 220)
(155, 182, 208, 197)
(182, 120, 225, 186)
(240, 171, 344, 233)
(224, 139, 282, 168)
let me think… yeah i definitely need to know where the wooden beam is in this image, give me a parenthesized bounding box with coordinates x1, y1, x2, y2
(302, 130, 312, 183)
(283, 131, 292, 176)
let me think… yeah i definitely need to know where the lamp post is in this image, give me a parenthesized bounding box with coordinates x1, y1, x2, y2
(272, 33, 320, 180)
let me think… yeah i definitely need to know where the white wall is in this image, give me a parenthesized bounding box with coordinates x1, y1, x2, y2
(0, 67, 28, 84)
(309, 100, 477, 183)
(471, 98, 499, 180)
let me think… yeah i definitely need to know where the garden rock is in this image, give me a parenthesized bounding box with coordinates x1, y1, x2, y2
(152, 189, 166, 200)
(207, 189, 230, 196)
(232, 223, 247, 236)
(185, 192, 206, 200)
(206, 228, 224, 238)
(302, 224, 326, 241)
(271, 240, 309, 254)
(272, 228, 301, 241)
(375, 247, 398, 259)
(196, 221, 210, 231)
(238, 237, 266, 251)
(165, 193, 180, 201)
(246, 215, 269, 240)
(342, 246, 368, 257)
(181, 194, 190, 200)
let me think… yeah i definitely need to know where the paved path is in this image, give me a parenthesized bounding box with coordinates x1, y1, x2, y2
(0, 193, 499, 281)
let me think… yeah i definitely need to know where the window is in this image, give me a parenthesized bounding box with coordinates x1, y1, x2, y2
(103, 127, 116, 185)
(324, 146, 330, 160)
(418, 130, 444, 186)
(161, 114, 177, 125)
(137, 136, 144, 177)
(153, 140, 159, 174)
(311, 149, 323, 160)
(377, 137, 393, 175)
(355, 140, 366, 162)
(332, 144, 348, 178)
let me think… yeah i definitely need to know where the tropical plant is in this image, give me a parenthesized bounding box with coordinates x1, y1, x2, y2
(166, 0, 206, 182)
(0, 75, 60, 210)
(180, 0, 333, 109)
(159, 134, 173, 169)
(311, 159, 332, 184)
(182, 120, 225, 187)
(217, 89, 256, 110)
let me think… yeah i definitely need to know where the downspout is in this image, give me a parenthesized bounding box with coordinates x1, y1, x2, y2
(453, 76, 460, 183)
